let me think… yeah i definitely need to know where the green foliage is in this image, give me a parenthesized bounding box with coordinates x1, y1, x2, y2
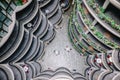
(15, 0, 23, 5)
(87, 0, 120, 32)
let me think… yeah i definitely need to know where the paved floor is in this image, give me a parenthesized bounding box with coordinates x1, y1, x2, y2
(39, 14, 88, 75)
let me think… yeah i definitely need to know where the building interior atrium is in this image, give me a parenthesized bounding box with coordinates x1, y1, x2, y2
(0, 0, 120, 80)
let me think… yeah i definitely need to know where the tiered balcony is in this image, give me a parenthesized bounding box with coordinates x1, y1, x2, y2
(92, 69, 104, 80)
(68, 1, 103, 55)
(41, 0, 58, 18)
(40, 0, 63, 25)
(109, 0, 120, 9)
(83, 0, 120, 38)
(18, 37, 39, 61)
(60, 0, 70, 11)
(0, 22, 23, 63)
(85, 49, 120, 80)
(33, 67, 87, 80)
(48, 8, 63, 25)
(0, 0, 56, 63)
(68, 0, 120, 56)
(33, 12, 48, 38)
(31, 41, 44, 61)
(40, 23, 56, 43)
(0, 61, 42, 80)
(0, 64, 14, 80)
(38, 0, 51, 8)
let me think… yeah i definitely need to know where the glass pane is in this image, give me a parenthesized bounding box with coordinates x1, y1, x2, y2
(0, 22, 2, 28)
(0, 30, 7, 37)
(10, 2, 16, 10)
(7, 7, 13, 15)
(4, 18, 12, 26)
(0, 2, 5, 9)
(1, 9, 6, 15)
(5, 0, 11, 4)
(1, 1, 8, 10)
(2, 24, 8, 32)
(0, 13, 6, 21)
